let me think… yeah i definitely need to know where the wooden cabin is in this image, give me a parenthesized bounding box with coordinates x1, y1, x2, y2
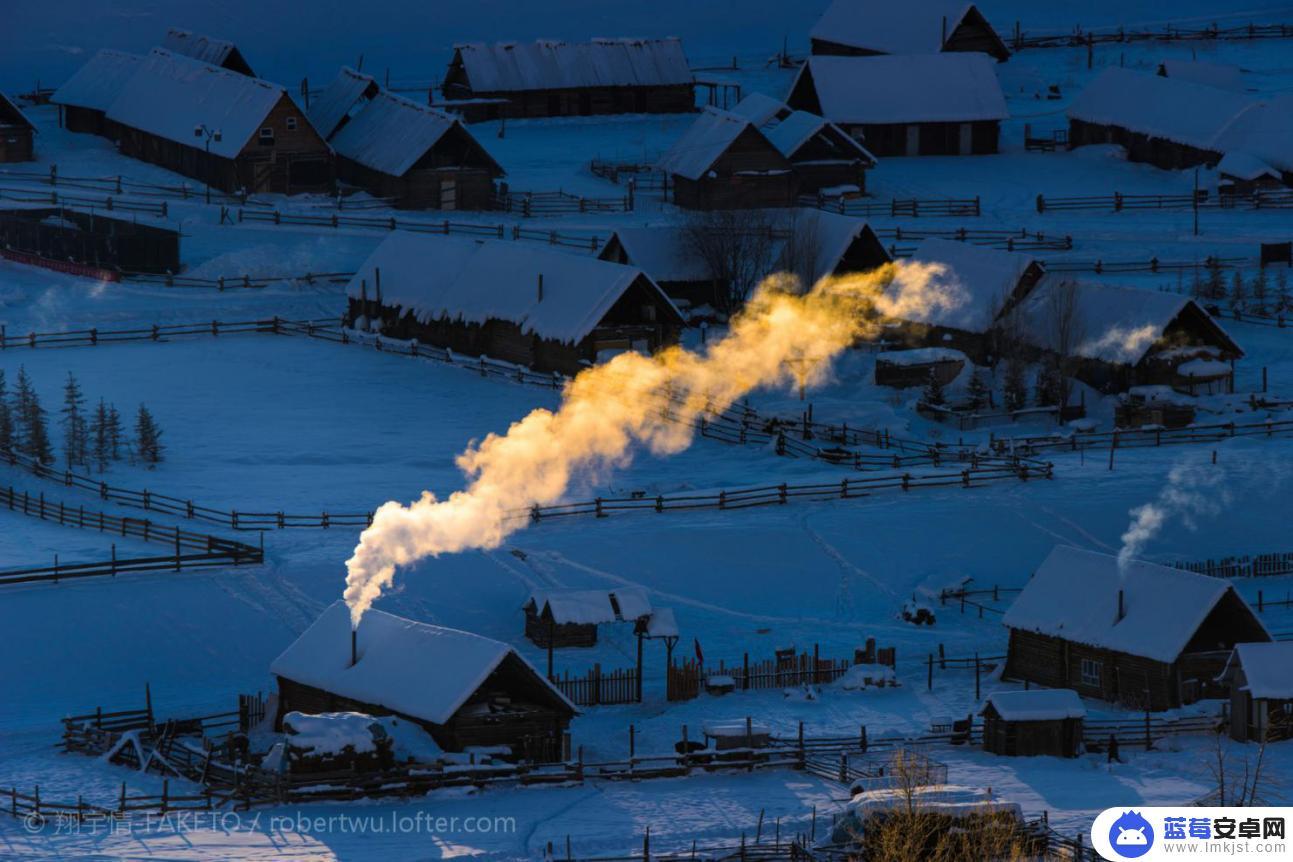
(0, 92, 35, 162)
(98, 48, 332, 195)
(160, 27, 255, 76)
(1114, 387, 1196, 430)
(309, 68, 504, 210)
(884, 238, 1042, 359)
(787, 54, 1007, 157)
(1002, 546, 1271, 711)
(50, 49, 145, 135)
(1220, 643, 1293, 743)
(440, 38, 694, 122)
(875, 348, 966, 388)
(980, 689, 1085, 758)
(523, 588, 653, 648)
(657, 108, 797, 209)
(727, 93, 876, 195)
(271, 601, 576, 762)
(1218, 152, 1284, 197)
(344, 232, 684, 375)
(1013, 279, 1243, 394)
(810, 0, 1010, 61)
(0, 207, 180, 273)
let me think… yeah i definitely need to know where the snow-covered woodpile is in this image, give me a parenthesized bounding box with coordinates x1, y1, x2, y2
(0, 90, 35, 162)
(1219, 642, 1293, 742)
(160, 27, 256, 76)
(980, 689, 1085, 758)
(809, 0, 1010, 61)
(787, 53, 1008, 156)
(441, 38, 694, 122)
(1002, 546, 1271, 710)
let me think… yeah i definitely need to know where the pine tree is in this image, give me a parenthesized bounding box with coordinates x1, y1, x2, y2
(922, 368, 946, 407)
(0, 370, 12, 455)
(966, 366, 989, 411)
(1003, 358, 1027, 411)
(61, 372, 88, 469)
(1035, 360, 1062, 407)
(107, 404, 124, 461)
(1189, 269, 1205, 300)
(1205, 258, 1225, 301)
(1251, 268, 1268, 314)
(1229, 271, 1245, 311)
(14, 368, 53, 464)
(134, 404, 163, 465)
(1277, 268, 1291, 314)
(89, 398, 110, 473)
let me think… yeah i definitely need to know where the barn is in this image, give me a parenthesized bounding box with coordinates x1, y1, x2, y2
(271, 601, 577, 762)
(50, 49, 145, 135)
(522, 587, 653, 648)
(1012, 279, 1243, 393)
(727, 92, 877, 194)
(0, 92, 35, 162)
(1219, 643, 1293, 743)
(103, 48, 332, 195)
(656, 108, 797, 209)
(1002, 546, 1271, 711)
(309, 68, 504, 210)
(440, 38, 694, 122)
(809, 0, 1010, 61)
(786, 54, 1008, 156)
(160, 27, 256, 76)
(883, 238, 1042, 358)
(980, 689, 1085, 758)
(344, 232, 685, 374)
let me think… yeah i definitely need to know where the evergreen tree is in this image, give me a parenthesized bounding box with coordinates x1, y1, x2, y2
(966, 366, 990, 411)
(1229, 271, 1245, 311)
(60, 372, 88, 468)
(107, 404, 124, 461)
(922, 368, 946, 407)
(0, 370, 12, 455)
(14, 368, 53, 464)
(134, 404, 164, 465)
(1189, 269, 1205, 300)
(1205, 258, 1225, 301)
(1277, 268, 1291, 314)
(1003, 358, 1028, 411)
(1035, 359, 1062, 407)
(89, 398, 110, 473)
(1251, 268, 1268, 314)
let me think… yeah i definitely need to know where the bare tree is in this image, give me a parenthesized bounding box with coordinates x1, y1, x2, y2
(681, 209, 780, 316)
(1041, 279, 1085, 413)
(776, 210, 824, 292)
(1206, 730, 1276, 806)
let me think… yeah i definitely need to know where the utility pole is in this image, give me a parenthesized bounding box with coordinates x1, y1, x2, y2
(194, 124, 223, 205)
(1193, 168, 1200, 236)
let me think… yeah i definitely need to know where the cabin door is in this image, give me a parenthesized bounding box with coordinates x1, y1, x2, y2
(440, 177, 457, 211)
(904, 126, 920, 156)
(958, 123, 974, 155)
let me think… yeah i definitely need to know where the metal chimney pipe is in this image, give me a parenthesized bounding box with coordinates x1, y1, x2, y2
(351, 628, 358, 667)
(538, 273, 544, 303)
(1117, 589, 1125, 622)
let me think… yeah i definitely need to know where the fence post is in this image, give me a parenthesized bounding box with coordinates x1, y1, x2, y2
(743, 652, 749, 690)
(974, 652, 981, 700)
(1144, 711, 1152, 750)
(927, 653, 933, 690)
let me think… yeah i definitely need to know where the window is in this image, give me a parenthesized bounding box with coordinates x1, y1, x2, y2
(285, 116, 298, 131)
(258, 127, 275, 144)
(1080, 658, 1102, 688)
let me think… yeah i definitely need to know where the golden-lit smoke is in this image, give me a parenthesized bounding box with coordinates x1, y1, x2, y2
(343, 262, 960, 627)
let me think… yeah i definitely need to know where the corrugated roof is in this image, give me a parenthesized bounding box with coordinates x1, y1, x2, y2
(453, 37, 692, 93)
(810, 0, 975, 53)
(51, 49, 145, 112)
(330, 91, 467, 177)
(308, 66, 379, 141)
(793, 54, 1008, 125)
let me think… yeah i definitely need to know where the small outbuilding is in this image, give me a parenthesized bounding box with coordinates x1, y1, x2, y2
(657, 108, 797, 209)
(271, 601, 577, 762)
(810, 0, 1010, 61)
(523, 587, 653, 648)
(160, 27, 256, 76)
(0, 207, 180, 273)
(345, 232, 684, 374)
(1219, 642, 1293, 743)
(1003, 546, 1271, 711)
(787, 54, 1008, 156)
(50, 49, 145, 135)
(875, 347, 967, 388)
(980, 689, 1085, 758)
(0, 92, 35, 162)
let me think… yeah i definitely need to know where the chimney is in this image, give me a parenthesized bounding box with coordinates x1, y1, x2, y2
(537, 273, 544, 303)
(350, 628, 358, 667)
(1116, 589, 1125, 623)
(375, 266, 382, 306)
(941, 15, 948, 47)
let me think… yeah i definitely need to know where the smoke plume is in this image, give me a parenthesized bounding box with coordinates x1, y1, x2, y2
(1118, 458, 1227, 573)
(343, 262, 960, 627)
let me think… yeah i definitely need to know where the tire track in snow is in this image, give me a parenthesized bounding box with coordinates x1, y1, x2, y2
(799, 515, 897, 601)
(1036, 505, 1117, 552)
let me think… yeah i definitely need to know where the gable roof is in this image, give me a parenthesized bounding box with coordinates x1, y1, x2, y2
(106, 48, 290, 159)
(810, 0, 993, 54)
(785, 210, 890, 282)
(1002, 546, 1267, 664)
(728, 93, 876, 165)
(900, 238, 1036, 332)
(161, 28, 253, 75)
(51, 49, 146, 113)
(1218, 93, 1293, 174)
(345, 233, 683, 344)
(791, 54, 1008, 125)
(983, 688, 1086, 721)
(331, 90, 499, 178)
(0, 92, 35, 131)
(308, 66, 380, 141)
(271, 601, 574, 725)
(656, 108, 786, 180)
(452, 38, 692, 93)
(598, 226, 717, 283)
(525, 587, 653, 625)
(1221, 642, 1293, 700)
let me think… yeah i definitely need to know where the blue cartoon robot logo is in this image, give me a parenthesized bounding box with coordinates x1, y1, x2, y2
(1109, 811, 1155, 858)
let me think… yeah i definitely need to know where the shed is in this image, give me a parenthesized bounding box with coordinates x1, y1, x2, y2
(1002, 546, 1271, 711)
(441, 38, 694, 122)
(728, 93, 877, 194)
(875, 347, 967, 388)
(271, 601, 577, 762)
(810, 0, 1010, 61)
(1217, 151, 1282, 196)
(0, 92, 35, 163)
(345, 232, 684, 374)
(160, 28, 255, 76)
(104, 48, 332, 194)
(980, 689, 1085, 757)
(656, 108, 797, 209)
(787, 54, 1007, 157)
(1219, 643, 1293, 743)
(0, 207, 180, 273)
(1012, 279, 1242, 393)
(50, 49, 145, 135)
(523, 587, 653, 648)
(311, 69, 504, 210)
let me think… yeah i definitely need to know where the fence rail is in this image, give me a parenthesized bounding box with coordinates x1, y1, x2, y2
(1013, 21, 1293, 50)
(491, 189, 632, 216)
(551, 665, 639, 706)
(1035, 189, 1293, 214)
(0, 167, 249, 206)
(804, 195, 981, 218)
(0, 186, 169, 217)
(1175, 551, 1293, 580)
(992, 417, 1293, 456)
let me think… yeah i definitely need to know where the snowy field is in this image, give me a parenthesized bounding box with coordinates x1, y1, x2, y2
(4, 1, 1293, 859)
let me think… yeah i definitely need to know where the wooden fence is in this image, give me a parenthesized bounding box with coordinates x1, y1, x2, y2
(0, 185, 169, 217)
(803, 195, 981, 218)
(0, 166, 250, 206)
(1013, 21, 1293, 50)
(1175, 552, 1293, 580)
(491, 189, 632, 216)
(551, 665, 640, 706)
(1035, 189, 1293, 214)
(992, 417, 1293, 456)
(666, 646, 874, 702)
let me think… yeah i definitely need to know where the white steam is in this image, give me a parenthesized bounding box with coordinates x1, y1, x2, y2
(1118, 458, 1228, 574)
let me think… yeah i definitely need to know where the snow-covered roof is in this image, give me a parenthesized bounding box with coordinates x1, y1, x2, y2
(599, 226, 714, 283)
(525, 587, 653, 625)
(1218, 93, 1293, 174)
(51, 49, 145, 112)
(900, 238, 1036, 333)
(330, 90, 481, 177)
(728, 91, 789, 126)
(1013, 279, 1240, 365)
(1002, 546, 1266, 664)
(308, 66, 379, 141)
(657, 108, 773, 180)
(453, 38, 692, 93)
(106, 49, 289, 159)
(983, 689, 1086, 721)
(784, 209, 888, 282)
(793, 54, 1007, 125)
(876, 347, 967, 365)
(160, 28, 247, 72)
(271, 601, 574, 725)
(727, 93, 876, 165)
(810, 0, 979, 54)
(345, 232, 681, 345)
(1160, 60, 1243, 92)
(1223, 642, 1293, 700)
(645, 607, 679, 638)
(1217, 151, 1279, 181)
(1068, 67, 1259, 153)
(0, 91, 34, 130)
